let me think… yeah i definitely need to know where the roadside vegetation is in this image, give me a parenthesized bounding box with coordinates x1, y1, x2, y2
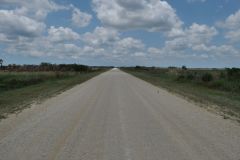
(122, 66, 240, 121)
(0, 63, 108, 119)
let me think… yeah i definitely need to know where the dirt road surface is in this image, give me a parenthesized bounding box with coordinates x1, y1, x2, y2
(0, 69, 240, 160)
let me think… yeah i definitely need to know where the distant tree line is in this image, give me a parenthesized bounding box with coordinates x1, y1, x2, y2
(123, 65, 240, 82)
(0, 62, 108, 72)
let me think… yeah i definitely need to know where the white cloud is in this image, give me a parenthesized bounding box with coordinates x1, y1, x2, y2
(165, 23, 218, 51)
(185, 23, 218, 44)
(147, 43, 239, 61)
(0, 1, 89, 60)
(225, 29, 240, 42)
(192, 44, 239, 57)
(113, 37, 145, 56)
(1, 0, 239, 66)
(5, 37, 50, 57)
(147, 47, 163, 55)
(48, 26, 80, 42)
(2, 24, 146, 60)
(5, 36, 82, 58)
(145, 23, 227, 59)
(0, 10, 46, 39)
(217, 10, 240, 42)
(0, 0, 66, 20)
(50, 43, 82, 58)
(92, 0, 183, 32)
(217, 10, 240, 29)
(114, 37, 145, 51)
(81, 27, 146, 59)
(83, 27, 119, 46)
(72, 8, 92, 28)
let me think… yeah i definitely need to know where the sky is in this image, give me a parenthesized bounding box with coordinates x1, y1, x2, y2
(0, 0, 240, 67)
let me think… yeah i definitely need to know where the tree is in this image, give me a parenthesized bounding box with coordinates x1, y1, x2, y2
(0, 59, 3, 68)
(182, 65, 187, 70)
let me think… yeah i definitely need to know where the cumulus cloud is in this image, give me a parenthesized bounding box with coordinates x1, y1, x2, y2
(0, 0, 239, 66)
(192, 44, 239, 57)
(225, 29, 240, 42)
(83, 27, 120, 46)
(0, 0, 66, 20)
(114, 37, 145, 51)
(184, 23, 218, 44)
(48, 26, 80, 42)
(0, 0, 85, 59)
(72, 8, 92, 28)
(113, 37, 145, 56)
(165, 23, 218, 51)
(217, 10, 240, 29)
(0, 10, 46, 39)
(146, 23, 233, 59)
(147, 44, 239, 61)
(2, 24, 146, 61)
(5, 35, 82, 58)
(217, 10, 240, 42)
(147, 47, 163, 56)
(92, 0, 183, 32)
(81, 27, 146, 59)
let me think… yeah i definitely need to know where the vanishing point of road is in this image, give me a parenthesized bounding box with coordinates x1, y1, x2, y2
(0, 69, 240, 160)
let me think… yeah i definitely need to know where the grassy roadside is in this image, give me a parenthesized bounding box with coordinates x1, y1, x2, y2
(122, 68, 240, 122)
(0, 70, 106, 119)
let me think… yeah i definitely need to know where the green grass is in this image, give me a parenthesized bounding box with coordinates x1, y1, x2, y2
(122, 68, 240, 121)
(0, 71, 105, 119)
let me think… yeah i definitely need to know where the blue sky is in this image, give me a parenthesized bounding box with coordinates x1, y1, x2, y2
(0, 0, 240, 67)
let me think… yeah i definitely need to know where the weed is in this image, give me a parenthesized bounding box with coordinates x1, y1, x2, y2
(122, 67, 240, 121)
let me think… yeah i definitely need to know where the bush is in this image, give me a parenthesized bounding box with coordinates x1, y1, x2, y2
(209, 80, 224, 89)
(186, 73, 195, 80)
(176, 74, 185, 81)
(201, 73, 213, 82)
(219, 71, 226, 79)
(226, 68, 240, 80)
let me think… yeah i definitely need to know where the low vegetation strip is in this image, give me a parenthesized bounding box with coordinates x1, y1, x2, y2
(0, 66, 107, 119)
(122, 67, 240, 121)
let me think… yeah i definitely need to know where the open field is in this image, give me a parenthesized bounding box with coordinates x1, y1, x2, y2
(122, 67, 240, 121)
(0, 70, 106, 119)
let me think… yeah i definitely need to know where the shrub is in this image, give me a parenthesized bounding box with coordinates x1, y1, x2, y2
(201, 73, 213, 82)
(226, 68, 240, 80)
(176, 74, 185, 81)
(186, 73, 195, 80)
(219, 71, 226, 79)
(209, 80, 224, 89)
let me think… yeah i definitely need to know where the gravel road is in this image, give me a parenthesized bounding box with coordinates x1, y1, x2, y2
(0, 69, 240, 160)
